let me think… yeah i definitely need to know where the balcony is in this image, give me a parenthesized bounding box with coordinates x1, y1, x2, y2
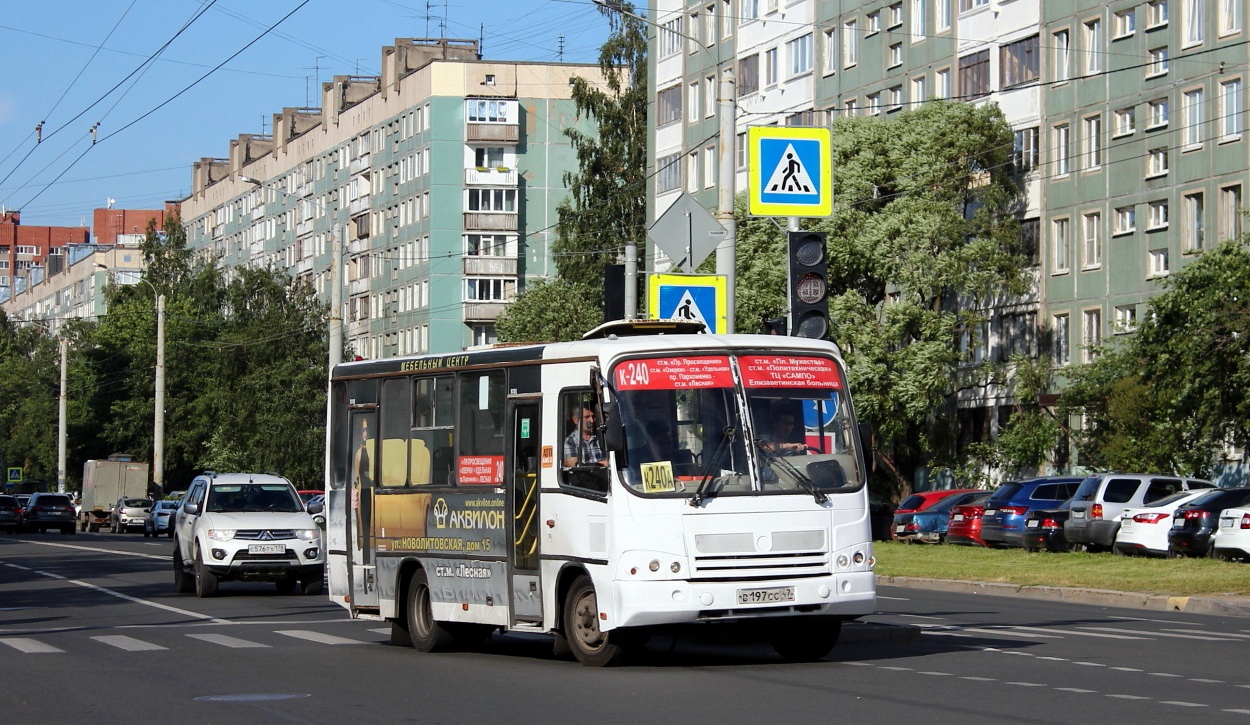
(467, 123, 519, 143)
(350, 195, 370, 215)
(463, 255, 518, 276)
(349, 278, 370, 296)
(465, 167, 518, 186)
(463, 301, 509, 321)
(297, 218, 315, 236)
(463, 212, 518, 231)
(349, 153, 371, 174)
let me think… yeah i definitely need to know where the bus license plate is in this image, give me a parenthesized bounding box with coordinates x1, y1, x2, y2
(737, 586, 795, 605)
(248, 544, 286, 555)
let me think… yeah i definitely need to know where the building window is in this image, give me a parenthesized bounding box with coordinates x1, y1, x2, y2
(959, 50, 990, 97)
(1148, 98, 1169, 128)
(1183, 89, 1204, 147)
(937, 0, 951, 30)
(657, 153, 681, 193)
(789, 34, 813, 76)
(1148, 47, 1169, 76)
(888, 85, 903, 109)
(1149, 199, 1170, 228)
(1083, 115, 1102, 169)
(1083, 309, 1102, 362)
(465, 234, 512, 257)
(687, 154, 700, 192)
(843, 19, 859, 67)
(705, 76, 716, 118)
(844, 98, 858, 116)
(1221, 184, 1244, 239)
(1053, 123, 1070, 176)
(1113, 107, 1136, 137)
(1148, 1, 1169, 28)
(688, 82, 701, 122)
(657, 85, 682, 126)
(1013, 126, 1039, 173)
(959, 0, 989, 11)
(736, 132, 746, 169)
(867, 11, 881, 33)
(705, 4, 716, 48)
(704, 146, 716, 188)
(1149, 248, 1170, 277)
(1020, 218, 1040, 265)
(1147, 148, 1170, 176)
(1052, 218, 1070, 273)
(1053, 314, 1071, 366)
(467, 188, 516, 212)
(911, 75, 927, 104)
(765, 47, 779, 86)
(911, 0, 926, 39)
(659, 17, 684, 58)
(464, 278, 515, 302)
(823, 28, 836, 74)
(722, 0, 734, 38)
(1053, 30, 1070, 81)
(867, 92, 881, 115)
(1082, 212, 1102, 268)
(889, 2, 903, 27)
(742, 0, 758, 21)
(1114, 9, 1137, 37)
(1084, 18, 1103, 74)
(1220, 0, 1242, 35)
(1000, 35, 1039, 88)
(738, 54, 759, 96)
(889, 42, 903, 68)
(688, 10, 700, 52)
(1114, 305, 1138, 333)
(1183, 192, 1205, 252)
(998, 311, 1038, 361)
(1182, 0, 1204, 46)
(937, 68, 951, 98)
(1220, 79, 1242, 140)
(1114, 205, 1137, 234)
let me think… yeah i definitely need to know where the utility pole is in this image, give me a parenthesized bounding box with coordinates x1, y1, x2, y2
(154, 293, 166, 496)
(57, 338, 67, 494)
(716, 68, 738, 333)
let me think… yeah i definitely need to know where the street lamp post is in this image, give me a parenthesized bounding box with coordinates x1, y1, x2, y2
(96, 265, 165, 496)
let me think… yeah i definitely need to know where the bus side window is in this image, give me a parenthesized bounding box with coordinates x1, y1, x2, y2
(379, 378, 410, 487)
(559, 389, 609, 495)
(413, 376, 456, 485)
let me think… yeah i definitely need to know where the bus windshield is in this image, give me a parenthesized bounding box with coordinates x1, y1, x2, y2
(610, 353, 862, 498)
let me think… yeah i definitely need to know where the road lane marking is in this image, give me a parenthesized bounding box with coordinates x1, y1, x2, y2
(1055, 688, 1097, 693)
(1106, 694, 1150, 700)
(918, 671, 953, 676)
(1149, 673, 1184, 678)
(958, 627, 1061, 639)
(875, 596, 909, 601)
(1164, 628, 1250, 640)
(187, 633, 270, 649)
(93, 635, 166, 651)
(0, 637, 63, 653)
(1074, 662, 1106, 667)
(1005, 682, 1046, 687)
(1161, 701, 1207, 707)
(8, 540, 168, 561)
(1190, 678, 1225, 683)
(368, 628, 390, 635)
(1224, 709, 1250, 715)
(1007, 625, 1148, 640)
(64, 579, 230, 624)
(275, 630, 366, 645)
(878, 666, 913, 671)
(1080, 627, 1227, 641)
(1111, 667, 1143, 672)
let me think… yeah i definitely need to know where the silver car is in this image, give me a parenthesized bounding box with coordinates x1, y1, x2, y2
(111, 497, 153, 533)
(144, 500, 180, 538)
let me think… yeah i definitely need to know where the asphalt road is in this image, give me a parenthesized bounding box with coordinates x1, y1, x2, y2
(2, 532, 1249, 725)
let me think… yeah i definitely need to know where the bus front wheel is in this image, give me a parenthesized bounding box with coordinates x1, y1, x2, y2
(563, 575, 642, 667)
(768, 617, 841, 662)
(407, 569, 453, 652)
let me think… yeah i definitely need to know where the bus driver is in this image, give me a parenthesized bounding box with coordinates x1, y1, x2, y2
(563, 404, 607, 467)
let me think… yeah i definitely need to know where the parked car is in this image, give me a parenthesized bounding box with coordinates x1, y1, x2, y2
(1212, 506, 1250, 561)
(0, 494, 23, 532)
(1022, 500, 1074, 552)
(15, 494, 31, 521)
(946, 497, 993, 546)
(297, 489, 323, 505)
(21, 492, 78, 534)
(1167, 487, 1250, 558)
(1113, 489, 1211, 557)
(981, 477, 1084, 548)
(143, 499, 181, 538)
(111, 497, 153, 533)
(1065, 474, 1214, 552)
(894, 491, 989, 544)
(868, 491, 895, 541)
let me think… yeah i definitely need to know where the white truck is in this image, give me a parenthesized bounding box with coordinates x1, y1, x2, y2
(80, 455, 149, 532)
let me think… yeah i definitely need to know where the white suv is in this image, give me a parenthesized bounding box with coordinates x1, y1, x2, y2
(173, 472, 324, 597)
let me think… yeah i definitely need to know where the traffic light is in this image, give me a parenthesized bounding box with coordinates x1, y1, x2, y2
(787, 230, 829, 339)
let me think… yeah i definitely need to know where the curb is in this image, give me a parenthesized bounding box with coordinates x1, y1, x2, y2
(877, 575, 1250, 618)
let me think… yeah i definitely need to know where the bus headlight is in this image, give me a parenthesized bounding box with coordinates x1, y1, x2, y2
(648, 559, 660, 572)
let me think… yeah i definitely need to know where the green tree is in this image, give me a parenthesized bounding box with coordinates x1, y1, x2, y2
(498, 1, 647, 341)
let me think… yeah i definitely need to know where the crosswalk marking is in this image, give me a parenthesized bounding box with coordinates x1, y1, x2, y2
(92, 635, 166, 651)
(1164, 628, 1250, 640)
(0, 637, 63, 653)
(1008, 625, 1148, 640)
(275, 629, 365, 646)
(1080, 627, 1228, 641)
(187, 633, 270, 649)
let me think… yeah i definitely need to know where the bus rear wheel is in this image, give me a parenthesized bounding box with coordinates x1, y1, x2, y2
(563, 575, 641, 667)
(407, 569, 453, 652)
(768, 617, 841, 662)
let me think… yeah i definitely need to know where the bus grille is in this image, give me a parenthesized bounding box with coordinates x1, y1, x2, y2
(690, 551, 830, 581)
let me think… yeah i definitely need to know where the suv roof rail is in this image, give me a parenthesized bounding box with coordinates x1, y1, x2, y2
(201, 470, 217, 477)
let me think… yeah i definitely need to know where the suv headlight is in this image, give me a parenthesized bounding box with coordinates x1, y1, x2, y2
(295, 529, 320, 541)
(208, 529, 236, 541)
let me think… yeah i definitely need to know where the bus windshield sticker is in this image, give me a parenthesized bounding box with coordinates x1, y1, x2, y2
(457, 455, 505, 485)
(640, 461, 678, 493)
(614, 356, 733, 390)
(738, 355, 842, 389)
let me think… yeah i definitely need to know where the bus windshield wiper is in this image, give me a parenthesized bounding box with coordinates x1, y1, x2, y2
(755, 441, 827, 504)
(689, 427, 734, 507)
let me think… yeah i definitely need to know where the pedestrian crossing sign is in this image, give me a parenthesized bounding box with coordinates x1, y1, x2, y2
(647, 273, 727, 334)
(747, 126, 832, 217)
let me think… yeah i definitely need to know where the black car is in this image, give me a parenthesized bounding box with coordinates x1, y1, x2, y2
(1167, 487, 1250, 557)
(21, 492, 78, 534)
(0, 494, 21, 532)
(1021, 500, 1073, 552)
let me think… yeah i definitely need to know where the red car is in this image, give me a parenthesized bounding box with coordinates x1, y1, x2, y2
(891, 489, 981, 541)
(946, 499, 991, 546)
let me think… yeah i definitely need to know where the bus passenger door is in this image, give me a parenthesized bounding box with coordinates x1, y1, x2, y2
(508, 401, 542, 622)
(348, 409, 379, 610)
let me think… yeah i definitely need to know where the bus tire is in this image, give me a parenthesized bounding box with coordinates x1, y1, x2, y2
(407, 569, 453, 652)
(768, 617, 841, 662)
(563, 575, 640, 667)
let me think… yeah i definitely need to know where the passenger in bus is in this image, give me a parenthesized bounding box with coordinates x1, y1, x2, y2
(758, 411, 807, 455)
(563, 405, 606, 467)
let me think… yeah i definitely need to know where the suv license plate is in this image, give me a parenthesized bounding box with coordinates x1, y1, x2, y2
(737, 586, 795, 605)
(248, 544, 286, 555)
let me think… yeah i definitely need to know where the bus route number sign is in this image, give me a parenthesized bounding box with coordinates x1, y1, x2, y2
(640, 461, 676, 493)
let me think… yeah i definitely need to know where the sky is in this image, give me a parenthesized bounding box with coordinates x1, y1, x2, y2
(0, 0, 612, 229)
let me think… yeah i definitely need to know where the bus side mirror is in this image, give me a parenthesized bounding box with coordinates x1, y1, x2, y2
(602, 401, 625, 457)
(857, 422, 875, 474)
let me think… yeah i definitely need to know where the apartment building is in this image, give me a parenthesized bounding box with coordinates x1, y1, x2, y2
(0, 211, 90, 302)
(647, 0, 1249, 468)
(180, 38, 606, 358)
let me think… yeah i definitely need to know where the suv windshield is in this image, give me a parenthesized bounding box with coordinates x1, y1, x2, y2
(206, 484, 302, 513)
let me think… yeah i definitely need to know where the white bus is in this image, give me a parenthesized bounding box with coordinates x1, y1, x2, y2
(325, 320, 876, 665)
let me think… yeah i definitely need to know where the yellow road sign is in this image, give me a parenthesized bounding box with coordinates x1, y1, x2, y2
(747, 126, 833, 217)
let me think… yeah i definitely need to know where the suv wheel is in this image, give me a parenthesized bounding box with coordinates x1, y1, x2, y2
(194, 547, 218, 598)
(173, 545, 194, 593)
(301, 578, 324, 596)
